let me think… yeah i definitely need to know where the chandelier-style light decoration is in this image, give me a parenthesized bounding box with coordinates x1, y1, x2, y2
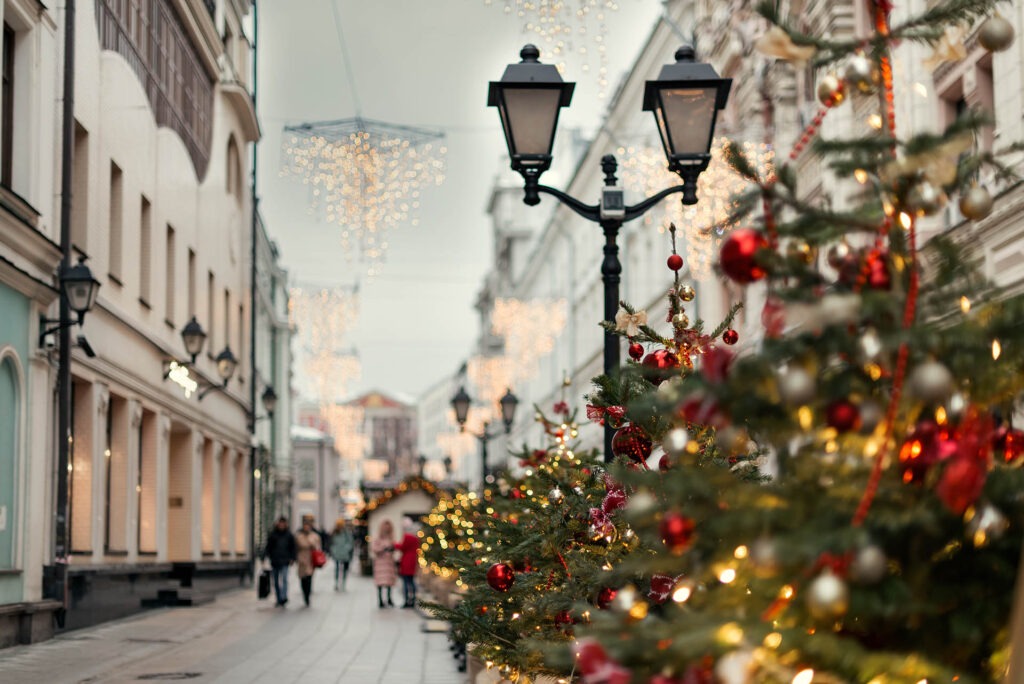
(320, 403, 369, 461)
(466, 356, 517, 422)
(281, 118, 447, 275)
(618, 137, 774, 279)
(289, 284, 363, 402)
(485, 0, 624, 97)
(491, 298, 567, 379)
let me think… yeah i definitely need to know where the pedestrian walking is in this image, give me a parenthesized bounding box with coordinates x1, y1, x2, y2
(295, 514, 323, 607)
(371, 519, 397, 608)
(263, 517, 296, 607)
(397, 518, 420, 608)
(330, 517, 356, 591)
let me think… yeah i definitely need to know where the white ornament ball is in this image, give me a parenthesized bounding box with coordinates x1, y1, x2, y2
(662, 428, 690, 459)
(979, 14, 1015, 52)
(909, 360, 955, 403)
(778, 367, 816, 405)
(905, 181, 947, 217)
(966, 503, 1009, 547)
(627, 490, 657, 515)
(714, 649, 756, 684)
(749, 538, 780, 577)
(827, 241, 852, 269)
(959, 186, 994, 221)
(806, 569, 849, 619)
(850, 544, 888, 584)
(858, 400, 884, 434)
(548, 487, 564, 505)
(858, 327, 883, 363)
(817, 73, 845, 106)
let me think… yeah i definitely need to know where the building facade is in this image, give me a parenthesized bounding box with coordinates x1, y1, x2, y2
(0, 0, 263, 634)
(289, 424, 340, 530)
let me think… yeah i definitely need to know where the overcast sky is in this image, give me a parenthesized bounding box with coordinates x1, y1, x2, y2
(256, 0, 663, 401)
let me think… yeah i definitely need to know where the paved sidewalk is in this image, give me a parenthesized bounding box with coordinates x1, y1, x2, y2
(0, 571, 464, 684)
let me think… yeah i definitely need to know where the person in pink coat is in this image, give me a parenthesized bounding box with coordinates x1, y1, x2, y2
(397, 518, 421, 608)
(371, 519, 397, 608)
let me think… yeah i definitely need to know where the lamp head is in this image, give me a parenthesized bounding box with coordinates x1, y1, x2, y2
(62, 256, 101, 322)
(450, 385, 471, 428)
(181, 316, 207, 363)
(215, 346, 238, 384)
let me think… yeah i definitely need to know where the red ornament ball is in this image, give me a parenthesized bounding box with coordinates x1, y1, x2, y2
(642, 349, 681, 385)
(826, 399, 861, 433)
(719, 229, 769, 284)
(596, 587, 617, 610)
(660, 512, 696, 554)
(486, 563, 515, 592)
(510, 488, 523, 499)
(628, 342, 644, 361)
(667, 254, 684, 271)
(554, 609, 574, 626)
(722, 329, 739, 345)
(612, 425, 653, 463)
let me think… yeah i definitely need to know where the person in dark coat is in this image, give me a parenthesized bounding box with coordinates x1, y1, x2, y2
(397, 518, 421, 608)
(263, 516, 297, 606)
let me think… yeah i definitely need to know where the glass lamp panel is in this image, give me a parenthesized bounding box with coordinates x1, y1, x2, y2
(216, 349, 237, 381)
(501, 88, 563, 161)
(659, 87, 717, 157)
(66, 281, 96, 314)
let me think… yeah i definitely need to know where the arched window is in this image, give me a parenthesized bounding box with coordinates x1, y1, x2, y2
(226, 135, 242, 201)
(0, 354, 21, 569)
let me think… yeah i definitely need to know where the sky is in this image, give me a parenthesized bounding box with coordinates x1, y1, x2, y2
(256, 0, 664, 401)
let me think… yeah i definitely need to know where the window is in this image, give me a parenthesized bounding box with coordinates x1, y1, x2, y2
(165, 225, 176, 326)
(139, 196, 152, 305)
(72, 122, 89, 252)
(222, 289, 231, 355)
(226, 135, 241, 200)
(187, 248, 196, 317)
(1, 23, 13, 189)
(109, 162, 124, 282)
(207, 271, 215, 350)
(238, 303, 245, 381)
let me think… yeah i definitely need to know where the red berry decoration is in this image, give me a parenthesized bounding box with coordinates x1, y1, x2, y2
(1002, 428, 1024, 463)
(596, 587, 617, 609)
(660, 512, 696, 554)
(612, 424, 653, 463)
(554, 609, 574, 627)
(510, 488, 523, 499)
(486, 563, 515, 592)
(641, 349, 681, 385)
(865, 248, 891, 290)
(628, 342, 644, 361)
(826, 399, 861, 433)
(667, 253, 684, 271)
(722, 329, 739, 345)
(719, 229, 769, 284)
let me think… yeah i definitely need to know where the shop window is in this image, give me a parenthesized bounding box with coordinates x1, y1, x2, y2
(1, 23, 13, 189)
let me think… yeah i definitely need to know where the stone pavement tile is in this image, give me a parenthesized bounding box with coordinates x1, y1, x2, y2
(0, 571, 466, 684)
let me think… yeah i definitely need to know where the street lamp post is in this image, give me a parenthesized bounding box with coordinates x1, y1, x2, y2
(489, 45, 731, 462)
(450, 386, 519, 488)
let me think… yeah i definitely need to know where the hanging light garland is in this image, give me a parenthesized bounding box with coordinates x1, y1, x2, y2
(281, 119, 447, 275)
(618, 138, 774, 279)
(484, 0, 624, 97)
(491, 298, 567, 379)
(319, 403, 369, 461)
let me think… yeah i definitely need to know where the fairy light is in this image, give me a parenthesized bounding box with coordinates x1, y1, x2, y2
(868, 114, 883, 129)
(854, 168, 869, 184)
(281, 120, 446, 274)
(486, 0, 622, 97)
(467, 355, 517, 415)
(718, 567, 737, 584)
(793, 669, 814, 684)
(734, 545, 749, 559)
(491, 298, 567, 379)
(992, 339, 1002, 360)
(618, 138, 774, 279)
(899, 212, 914, 230)
(764, 632, 783, 649)
(960, 296, 971, 313)
(289, 285, 362, 404)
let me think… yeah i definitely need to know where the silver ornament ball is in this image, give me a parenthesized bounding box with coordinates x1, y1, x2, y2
(858, 399, 884, 434)
(714, 649, 756, 684)
(749, 538, 780, 578)
(817, 73, 846, 106)
(806, 569, 850, 619)
(778, 367, 817, 405)
(548, 487, 564, 505)
(850, 544, 888, 584)
(858, 327, 883, 363)
(966, 503, 1009, 547)
(905, 180, 947, 217)
(909, 360, 955, 403)
(979, 14, 1015, 52)
(827, 241, 852, 269)
(844, 55, 880, 94)
(959, 186, 994, 221)
(662, 428, 690, 459)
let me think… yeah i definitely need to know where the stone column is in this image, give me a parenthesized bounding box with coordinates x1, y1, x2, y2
(155, 413, 170, 562)
(210, 441, 222, 559)
(124, 400, 143, 562)
(89, 384, 110, 563)
(189, 429, 205, 561)
(221, 450, 235, 559)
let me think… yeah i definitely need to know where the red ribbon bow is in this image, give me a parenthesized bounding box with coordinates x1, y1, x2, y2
(586, 404, 626, 428)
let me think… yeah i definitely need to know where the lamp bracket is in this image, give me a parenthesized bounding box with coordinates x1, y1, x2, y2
(38, 315, 77, 348)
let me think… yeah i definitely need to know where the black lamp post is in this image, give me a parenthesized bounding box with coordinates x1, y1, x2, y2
(489, 45, 731, 462)
(451, 386, 519, 487)
(260, 385, 278, 416)
(39, 257, 101, 341)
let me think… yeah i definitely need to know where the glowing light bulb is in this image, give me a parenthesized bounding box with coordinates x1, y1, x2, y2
(793, 669, 814, 684)
(993, 339, 1002, 360)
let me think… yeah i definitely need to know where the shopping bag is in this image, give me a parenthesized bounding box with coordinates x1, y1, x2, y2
(258, 569, 271, 599)
(311, 548, 327, 569)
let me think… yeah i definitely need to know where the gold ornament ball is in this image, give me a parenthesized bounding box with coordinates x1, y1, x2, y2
(979, 14, 1015, 52)
(678, 284, 696, 302)
(959, 186, 994, 221)
(806, 569, 850, 619)
(909, 360, 954, 403)
(850, 544, 888, 584)
(777, 367, 816, 405)
(672, 312, 690, 328)
(786, 240, 816, 265)
(844, 55, 880, 94)
(905, 180, 947, 217)
(817, 73, 846, 106)
(662, 428, 690, 459)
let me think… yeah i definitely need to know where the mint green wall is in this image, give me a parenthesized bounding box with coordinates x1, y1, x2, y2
(0, 280, 29, 603)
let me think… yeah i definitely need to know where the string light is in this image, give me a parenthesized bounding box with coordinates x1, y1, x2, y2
(491, 298, 567, 379)
(618, 138, 774, 279)
(960, 296, 971, 313)
(281, 119, 446, 274)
